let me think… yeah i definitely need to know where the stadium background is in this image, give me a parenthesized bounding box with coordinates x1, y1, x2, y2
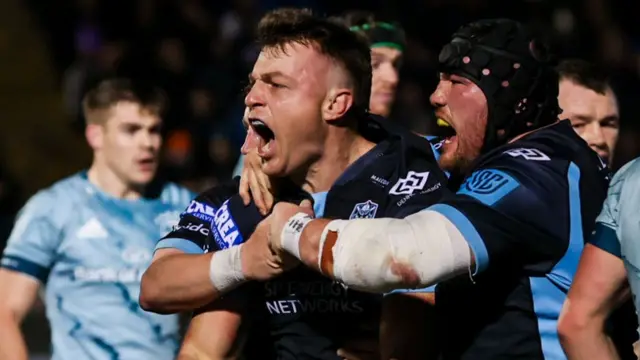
(0, 0, 638, 357)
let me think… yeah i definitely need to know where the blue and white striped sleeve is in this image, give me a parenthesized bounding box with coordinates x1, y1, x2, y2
(1, 190, 62, 283)
(588, 161, 634, 258)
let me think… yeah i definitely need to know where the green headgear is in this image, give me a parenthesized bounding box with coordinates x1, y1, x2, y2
(349, 22, 405, 51)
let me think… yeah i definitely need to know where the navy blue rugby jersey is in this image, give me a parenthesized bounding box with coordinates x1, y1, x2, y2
(155, 178, 311, 255)
(264, 117, 449, 360)
(428, 120, 610, 360)
(163, 115, 448, 360)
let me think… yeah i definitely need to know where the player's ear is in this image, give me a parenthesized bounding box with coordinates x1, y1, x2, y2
(85, 123, 104, 150)
(322, 88, 353, 123)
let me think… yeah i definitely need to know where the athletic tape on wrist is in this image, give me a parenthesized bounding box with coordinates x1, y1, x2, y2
(209, 245, 246, 294)
(318, 220, 349, 277)
(281, 212, 313, 260)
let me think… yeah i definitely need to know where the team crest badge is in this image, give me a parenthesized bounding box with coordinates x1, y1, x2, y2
(349, 200, 379, 219)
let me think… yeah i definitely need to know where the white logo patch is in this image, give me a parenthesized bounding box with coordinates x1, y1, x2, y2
(76, 218, 108, 239)
(349, 200, 379, 219)
(389, 171, 430, 195)
(504, 148, 550, 161)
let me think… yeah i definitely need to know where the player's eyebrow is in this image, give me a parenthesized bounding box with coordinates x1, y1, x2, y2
(249, 71, 293, 83)
(571, 114, 619, 123)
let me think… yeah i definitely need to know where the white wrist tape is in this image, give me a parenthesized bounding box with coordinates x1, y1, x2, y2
(208, 245, 246, 294)
(326, 210, 472, 293)
(317, 219, 350, 271)
(281, 212, 313, 260)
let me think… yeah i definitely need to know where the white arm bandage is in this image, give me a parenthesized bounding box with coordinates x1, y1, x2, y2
(320, 210, 472, 293)
(209, 245, 246, 294)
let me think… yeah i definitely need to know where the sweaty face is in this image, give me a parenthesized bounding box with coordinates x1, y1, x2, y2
(370, 47, 402, 117)
(244, 43, 330, 177)
(99, 102, 162, 187)
(559, 79, 619, 163)
(430, 73, 488, 173)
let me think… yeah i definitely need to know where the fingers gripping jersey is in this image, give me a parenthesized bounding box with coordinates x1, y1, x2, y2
(0, 172, 194, 360)
(430, 121, 610, 360)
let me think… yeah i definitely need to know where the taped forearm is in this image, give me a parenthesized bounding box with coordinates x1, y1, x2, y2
(317, 210, 473, 293)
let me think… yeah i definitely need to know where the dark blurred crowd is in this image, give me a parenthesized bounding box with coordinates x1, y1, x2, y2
(0, 0, 637, 356)
(0, 0, 636, 227)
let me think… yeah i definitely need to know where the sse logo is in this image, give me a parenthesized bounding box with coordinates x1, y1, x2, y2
(183, 200, 216, 222)
(458, 169, 520, 206)
(211, 200, 245, 249)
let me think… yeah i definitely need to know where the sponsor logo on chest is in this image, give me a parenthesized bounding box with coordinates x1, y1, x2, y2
(211, 200, 244, 249)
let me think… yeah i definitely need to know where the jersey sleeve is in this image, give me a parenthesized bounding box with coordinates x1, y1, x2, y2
(155, 194, 219, 255)
(428, 155, 573, 276)
(208, 194, 263, 251)
(588, 165, 626, 258)
(1, 190, 63, 283)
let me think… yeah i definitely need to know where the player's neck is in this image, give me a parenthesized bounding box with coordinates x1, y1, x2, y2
(301, 131, 375, 194)
(87, 162, 144, 200)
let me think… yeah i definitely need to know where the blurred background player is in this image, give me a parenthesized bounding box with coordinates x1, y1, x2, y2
(557, 59, 620, 164)
(232, 10, 407, 179)
(0, 79, 193, 360)
(556, 59, 638, 360)
(559, 156, 640, 360)
(339, 11, 405, 119)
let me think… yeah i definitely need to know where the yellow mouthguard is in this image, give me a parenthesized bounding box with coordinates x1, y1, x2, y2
(437, 118, 450, 127)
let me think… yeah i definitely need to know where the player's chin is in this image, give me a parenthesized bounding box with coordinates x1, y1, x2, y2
(261, 158, 287, 177)
(130, 169, 157, 186)
(437, 152, 457, 172)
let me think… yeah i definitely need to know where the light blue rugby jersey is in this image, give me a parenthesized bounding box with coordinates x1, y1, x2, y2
(590, 157, 640, 334)
(0, 172, 194, 360)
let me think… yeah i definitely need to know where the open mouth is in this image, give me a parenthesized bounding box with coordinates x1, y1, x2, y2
(137, 157, 157, 170)
(249, 118, 275, 155)
(436, 118, 457, 145)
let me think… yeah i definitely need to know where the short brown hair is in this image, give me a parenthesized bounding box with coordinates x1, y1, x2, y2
(82, 78, 166, 124)
(557, 59, 611, 95)
(256, 8, 372, 111)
